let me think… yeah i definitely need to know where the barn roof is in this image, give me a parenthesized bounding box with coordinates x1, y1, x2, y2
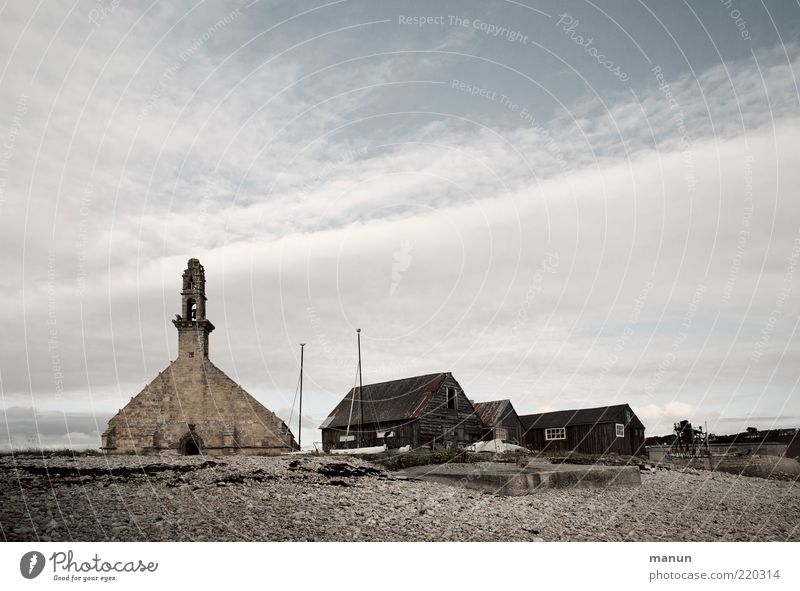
(519, 404, 632, 430)
(319, 373, 449, 430)
(473, 399, 513, 427)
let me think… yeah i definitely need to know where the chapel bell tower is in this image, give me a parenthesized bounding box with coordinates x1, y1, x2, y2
(172, 258, 215, 358)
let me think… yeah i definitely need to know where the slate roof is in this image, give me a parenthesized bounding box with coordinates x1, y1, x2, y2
(320, 373, 448, 430)
(473, 400, 512, 427)
(519, 404, 632, 430)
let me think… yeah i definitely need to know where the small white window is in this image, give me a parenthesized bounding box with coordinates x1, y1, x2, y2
(545, 427, 566, 440)
(376, 430, 395, 439)
(615, 423, 624, 438)
(495, 427, 508, 441)
(339, 435, 355, 442)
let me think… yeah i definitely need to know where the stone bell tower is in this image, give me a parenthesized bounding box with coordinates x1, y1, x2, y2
(101, 257, 297, 455)
(172, 258, 215, 358)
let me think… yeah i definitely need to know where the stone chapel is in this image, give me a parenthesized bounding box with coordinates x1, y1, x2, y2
(101, 258, 298, 455)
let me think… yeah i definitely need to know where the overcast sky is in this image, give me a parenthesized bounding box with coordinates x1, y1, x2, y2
(1, 0, 799, 449)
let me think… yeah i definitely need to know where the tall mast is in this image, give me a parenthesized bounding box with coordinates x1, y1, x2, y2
(357, 328, 363, 448)
(299, 343, 305, 450)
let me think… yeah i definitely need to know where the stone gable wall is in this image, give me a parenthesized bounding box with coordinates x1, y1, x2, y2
(102, 356, 296, 455)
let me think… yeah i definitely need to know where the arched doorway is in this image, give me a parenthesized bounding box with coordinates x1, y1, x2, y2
(179, 431, 203, 455)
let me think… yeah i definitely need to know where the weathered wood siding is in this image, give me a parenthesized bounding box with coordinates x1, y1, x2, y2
(524, 415, 646, 456)
(626, 415, 646, 456)
(321, 374, 483, 451)
(416, 374, 483, 449)
(524, 423, 616, 455)
(488, 407, 524, 444)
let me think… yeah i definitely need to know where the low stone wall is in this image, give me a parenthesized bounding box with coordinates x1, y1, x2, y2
(647, 442, 788, 461)
(664, 455, 800, 479)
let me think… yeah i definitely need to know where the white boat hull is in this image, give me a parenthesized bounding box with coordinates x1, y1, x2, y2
(329, 444, 387, 455)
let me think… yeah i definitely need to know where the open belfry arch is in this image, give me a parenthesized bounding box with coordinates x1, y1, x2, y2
(101, 258, 298, 455)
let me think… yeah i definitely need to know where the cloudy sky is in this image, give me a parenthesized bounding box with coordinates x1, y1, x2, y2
(1, 0, 798, 449)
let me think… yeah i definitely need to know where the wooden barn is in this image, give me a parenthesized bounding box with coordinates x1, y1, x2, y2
(319, 372, 483, 452)
(473, 399, 524, 444)
(520, 404, 646, 456)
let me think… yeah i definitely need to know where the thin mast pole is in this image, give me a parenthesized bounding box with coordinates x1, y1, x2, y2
(299, 343, 305, 451)
(357, 328, 363, 449)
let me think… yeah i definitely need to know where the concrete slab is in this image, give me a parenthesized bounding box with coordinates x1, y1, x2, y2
(401, 461, 641, 496)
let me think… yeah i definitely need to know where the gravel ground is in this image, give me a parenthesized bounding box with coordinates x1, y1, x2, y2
(1, 455, 798, 542)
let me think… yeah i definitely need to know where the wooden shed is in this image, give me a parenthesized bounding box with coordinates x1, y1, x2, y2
(319, 372, 483, 452)
(520, 404, 646, 457)
(473, 399, 524, 444)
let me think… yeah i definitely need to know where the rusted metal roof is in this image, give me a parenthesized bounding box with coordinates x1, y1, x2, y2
(473, 399, 512, 427)
(321, 373, 447, 429)
(519, 404, 633, 430)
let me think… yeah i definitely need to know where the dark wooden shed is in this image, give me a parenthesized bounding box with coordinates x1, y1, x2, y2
(319, 372, 483, 452)
(473, 399, 524, 444)
(520, 404, 646, 457)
